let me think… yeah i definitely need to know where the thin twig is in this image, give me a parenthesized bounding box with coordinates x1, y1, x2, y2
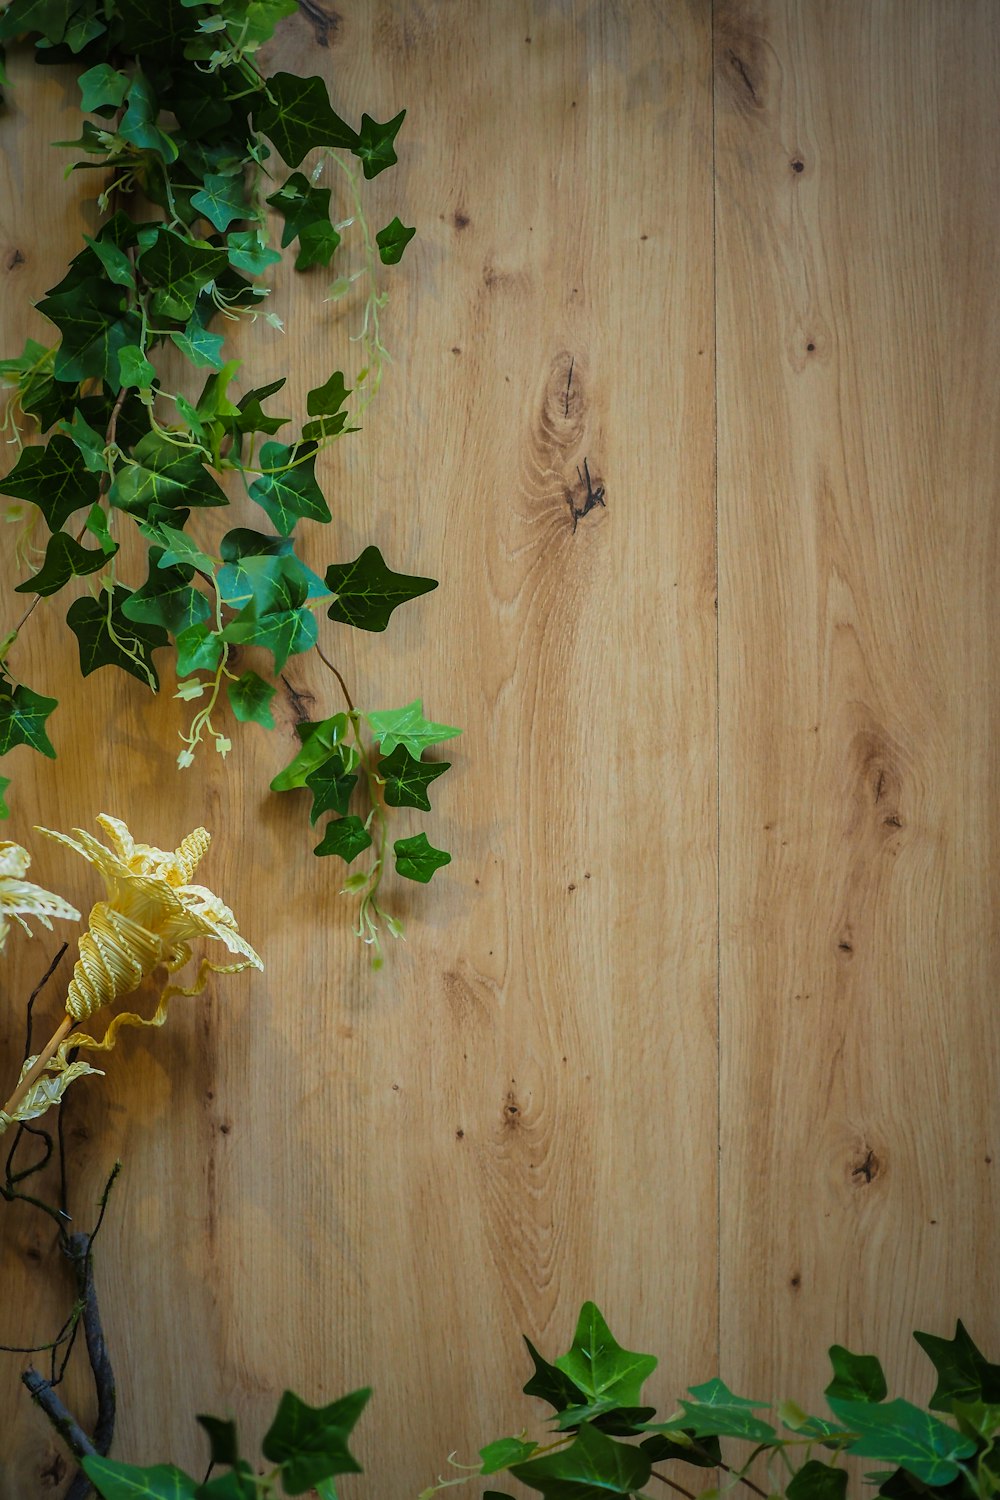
(313, 643, 356, 712)
(651, 1469, 697, 1499)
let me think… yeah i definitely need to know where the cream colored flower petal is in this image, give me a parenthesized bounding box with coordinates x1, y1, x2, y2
(0, 1053, 103, 1133)
(0, 842, 31, 879)
(176, 884, 263, 969)
(95, 814, 135, 865)
(0, 841, 80, 952)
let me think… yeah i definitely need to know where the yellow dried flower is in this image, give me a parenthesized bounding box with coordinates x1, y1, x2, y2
(0, 841, 80, 953)
(0, 815, 261, 1134)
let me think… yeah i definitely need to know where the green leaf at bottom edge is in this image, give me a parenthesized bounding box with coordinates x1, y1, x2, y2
(81, 1455, 197, 1500)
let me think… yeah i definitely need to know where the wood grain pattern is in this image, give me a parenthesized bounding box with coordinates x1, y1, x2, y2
(716, 0, 1000, 1413)
(0, 3, 718, 1494)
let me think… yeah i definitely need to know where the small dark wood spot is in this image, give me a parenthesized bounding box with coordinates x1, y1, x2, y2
(6, 248, 25, 270)
(883, 814, 902, 828)
(640, 233, 649, 241)
(297, 0, 341, 46)
(838, 941, 853, 954)
(455, 1128, 465, 1139)
(39, 1451, 67, 1487)
(567, 882, 576, 892)
(281, 674, 314, 724)
(391, 1082, 400, 1091)
(851, 1147, 879, 1183)
(986, 1156, 993, 1164)
(451, 346, 461, 354)
(452, 211, 470, 230)
(584, 871, 591, 879)
(930, 1218, 938, 1225)
(806, 342, 816, 352)
(219, 1122, 231, 1135)
(791, 159, 805, 173)
(790, 1273, 801, 1288)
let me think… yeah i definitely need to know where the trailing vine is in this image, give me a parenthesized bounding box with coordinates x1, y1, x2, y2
(0, 0, 455, 967)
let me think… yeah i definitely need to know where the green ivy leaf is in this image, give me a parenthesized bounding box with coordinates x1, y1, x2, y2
(378, 744, 448, 812)
(827, 1398, 976, 1486)
(227, 670, 276, 729)
(195, 1468, 258, 1500)
(914, 1324, 1000, 1413)
(786, 1460, 849, 1500)
(0, 776, 10, 819)
(523, 1338, 588, 1414)
(80, 1457, 197, 1499)
(82, 232, 136, 288)
(366, 699, 461, 757)
(221, 601, 316, 674)
(270, 715, 349, 791)
(110, 433, 227, 516)
(137, 227, 229, 321)
(639, 1431, 721, 1468)
(57, 407, 109, 472)
(313, 815, 372, 864)
(394, 832, 450, 884)
(219, 529, 325, 598)
(79, 62, 129, 113)
(352, 108, 405, 179)
(306, 370, 350, 418)
(261, 1386, 370, 1494)
(324, 545, 436, 633)
(122, 557, 211, 634)
(295, 217, 341, 271)
(253, 73, 356, 167)
(192, 172, 253, 231)
(480, 1438, 539, 1475)
(195, 1414, 240, 1467)
(305, 752, 357, 823)
(13, 530, 111, 597)
(0, 0, 75, 44)
(376, 216, 416, 265)
(0, 674, 58, 758)
(113, 0, 198, 55)
(67, 585, 167, 688)
(0, 435, 100, 531)
(175, 623, 222, 676)
(36, 277, 141, 386)
(120, 75, 179, 163)
(144, 523, 216, 575)
(248, 441, 331, 535)
(226, 230, 281, 276)
(169, 319, 226, 370)
(509, 1423, 651, 1500)
(265, 172, 332, 248)
(553, 1303, 658, 1409)
(118, 345, 157, 390)
(825, 1346, 888, 1404)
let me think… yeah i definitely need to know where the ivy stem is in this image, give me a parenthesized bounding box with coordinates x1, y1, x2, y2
(650, 1470, 697, 1499)
(719, 1461, 768, 1498)
(314, 641, 355, 712)
(2, 1015, 73, 1123)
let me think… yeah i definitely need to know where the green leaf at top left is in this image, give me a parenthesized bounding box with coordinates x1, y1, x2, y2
(0, 0, 74, 43)
(80, 1455, 197, 1500)
(0, 674, 58, 758)
(0, 435, 100, 532)
(67, 586, 167, 690)
(261, 1386, 371, 1494)
(14, 531, 112, 597)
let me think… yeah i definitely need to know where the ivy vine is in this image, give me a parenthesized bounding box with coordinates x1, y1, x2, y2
(0, 0, 456, 966)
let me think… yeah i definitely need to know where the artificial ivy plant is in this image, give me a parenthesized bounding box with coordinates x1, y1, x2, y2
(0, 0, 456, 968)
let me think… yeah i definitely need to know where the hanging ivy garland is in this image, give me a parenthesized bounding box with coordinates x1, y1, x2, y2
(0, 0, 457, 966)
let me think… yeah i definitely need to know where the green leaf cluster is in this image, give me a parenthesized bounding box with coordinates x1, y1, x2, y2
(82, 1386, 371, 1499)
(0, 0, 453, 949)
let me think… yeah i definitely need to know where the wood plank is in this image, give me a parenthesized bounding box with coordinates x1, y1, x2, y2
(717, 0, 1000, 1415)
(0, 2, 718, 1493)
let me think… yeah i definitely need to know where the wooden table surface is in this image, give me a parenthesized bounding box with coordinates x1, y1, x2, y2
(0, 2, 997, 1495)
